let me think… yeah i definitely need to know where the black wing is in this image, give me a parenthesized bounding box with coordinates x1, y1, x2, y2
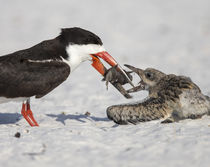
(0, 58, 70, 98)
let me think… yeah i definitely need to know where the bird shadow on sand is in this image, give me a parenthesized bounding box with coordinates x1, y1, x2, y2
(0, 113, 21, 124)
(46, 113, 110, 125)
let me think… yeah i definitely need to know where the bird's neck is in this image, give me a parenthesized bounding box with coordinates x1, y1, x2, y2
(64, 44, 91, 71)
(64, 44, 105, 72)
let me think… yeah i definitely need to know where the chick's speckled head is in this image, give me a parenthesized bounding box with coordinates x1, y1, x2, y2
(125, 64, 166, 90)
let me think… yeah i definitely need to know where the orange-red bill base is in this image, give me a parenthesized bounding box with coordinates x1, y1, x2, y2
(91, 51, 134, 87)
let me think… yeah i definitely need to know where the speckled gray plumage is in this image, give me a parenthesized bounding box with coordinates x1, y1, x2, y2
(107, 65, 210, 124)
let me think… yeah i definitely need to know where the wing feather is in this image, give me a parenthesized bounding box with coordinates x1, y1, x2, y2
(0, 58, 70, 98)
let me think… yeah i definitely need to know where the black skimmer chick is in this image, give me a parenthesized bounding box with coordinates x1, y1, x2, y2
(0, 27, 133, 126)
(107, 64, 210, 124)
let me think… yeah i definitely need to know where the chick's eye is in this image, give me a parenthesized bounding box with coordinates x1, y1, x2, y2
(145, 72, 152, 79)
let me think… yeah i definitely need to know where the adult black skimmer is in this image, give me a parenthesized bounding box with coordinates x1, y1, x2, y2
(0, 27, 133, 126)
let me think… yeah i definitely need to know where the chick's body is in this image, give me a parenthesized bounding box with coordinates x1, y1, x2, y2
(107, 65, 210, 124)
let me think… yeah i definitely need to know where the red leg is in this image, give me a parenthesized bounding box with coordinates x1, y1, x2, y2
(26, 102, 39, 126)
(21, 103, 35, 126)
(21, 102, 39, 127)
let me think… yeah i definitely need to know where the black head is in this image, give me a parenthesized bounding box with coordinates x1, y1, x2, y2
(58, 27, 103, 46)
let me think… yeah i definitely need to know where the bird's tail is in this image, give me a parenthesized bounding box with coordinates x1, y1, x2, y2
(206, 95, 210, 115)
(206, 95, 210, 101)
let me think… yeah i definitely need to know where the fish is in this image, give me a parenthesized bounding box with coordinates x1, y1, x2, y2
(102, 66, 133, 98)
